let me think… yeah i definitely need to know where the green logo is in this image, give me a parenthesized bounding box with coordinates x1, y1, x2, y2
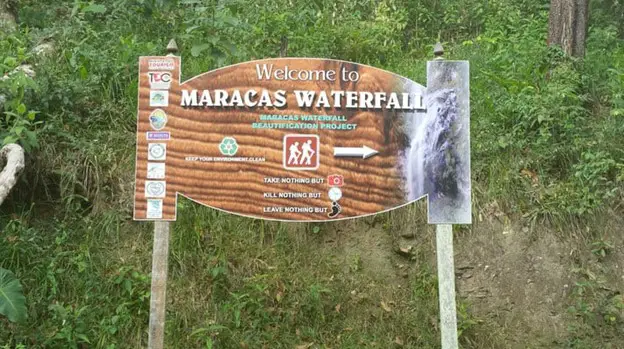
(219, 137, 238, 156)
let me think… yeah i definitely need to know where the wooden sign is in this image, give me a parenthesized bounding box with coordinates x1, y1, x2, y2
(133, 57, 471, 223)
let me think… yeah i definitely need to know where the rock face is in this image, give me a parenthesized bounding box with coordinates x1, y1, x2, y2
(0, 0, 18, 32)
(0, 64, 36, 80)
(33, 42, 55, 57)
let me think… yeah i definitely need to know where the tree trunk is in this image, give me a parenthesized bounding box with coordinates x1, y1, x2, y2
(548, 0, 589, 57)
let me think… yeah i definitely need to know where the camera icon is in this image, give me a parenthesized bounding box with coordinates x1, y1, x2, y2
(327, 174, 344, 187)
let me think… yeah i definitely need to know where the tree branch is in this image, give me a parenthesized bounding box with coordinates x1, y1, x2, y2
(0, 143, 25, 206)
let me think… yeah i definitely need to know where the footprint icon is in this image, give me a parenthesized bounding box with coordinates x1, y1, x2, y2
(328, 201, 341, 218)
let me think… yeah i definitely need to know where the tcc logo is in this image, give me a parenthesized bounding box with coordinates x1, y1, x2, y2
(148, 72, 172, 90)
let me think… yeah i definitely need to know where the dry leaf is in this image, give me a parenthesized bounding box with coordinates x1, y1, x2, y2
(396, 246, 413, 257)
(276, 291, 283, 302)
(394, 337, 404, 346)
(295, 342, 314, 349)
(520, 168, 539, 186)
(381, 301, 391, 312)
(335, 304, 341, 313)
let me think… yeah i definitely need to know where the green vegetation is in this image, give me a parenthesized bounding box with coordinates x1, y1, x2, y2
(566, 236, 624, 348)
(1, 0, 623, 348)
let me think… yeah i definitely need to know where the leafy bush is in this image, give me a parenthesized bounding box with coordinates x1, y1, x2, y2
(0, 33, 40, 152)
(458, 2, 623, 220)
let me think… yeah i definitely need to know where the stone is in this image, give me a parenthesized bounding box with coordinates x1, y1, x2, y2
(33, 42, 55, 57)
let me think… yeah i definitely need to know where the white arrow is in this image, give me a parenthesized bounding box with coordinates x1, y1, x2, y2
(333, 145, 379, 159)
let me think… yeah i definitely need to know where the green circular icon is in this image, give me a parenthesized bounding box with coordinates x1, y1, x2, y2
(219, 137, 238, 156)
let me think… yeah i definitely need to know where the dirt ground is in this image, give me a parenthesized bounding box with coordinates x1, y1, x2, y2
(330, 206, 624, 348)
(456, 219, 574, 348)
(454, 210, 624, 348)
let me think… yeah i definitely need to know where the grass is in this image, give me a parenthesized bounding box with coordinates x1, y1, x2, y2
(2, 198, 461, 348)
(149, 200, 446, 348)
(1, 172, 620, 348)
(563, 228, 624, 349)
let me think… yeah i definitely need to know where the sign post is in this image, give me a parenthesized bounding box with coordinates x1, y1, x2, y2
(147, 220, 169, 349)
(428, 42, 470, 349)
(436, 223, 459, 349)
(135, 40, 470, 348)
(146, 39, 178, 349)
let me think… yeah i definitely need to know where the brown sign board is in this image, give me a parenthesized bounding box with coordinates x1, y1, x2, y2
(134, 57, 471, 223)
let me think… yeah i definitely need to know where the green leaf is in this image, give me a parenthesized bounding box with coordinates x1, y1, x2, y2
(191, 44, 211, 57)
(16, 103, 26, 115)
(0, 268, 27, 323)
(3, 56, 17, 67)
(610, 109, 624, 117)
(80, 65, 89, 80)
(220, 41, 238, 57)
(24, 130, 39, 149)
(190, 324, 229, 337)
(185, 25, 201, 34)
(2, 135, 19, 145)
(83, 4, 107, 14)
(13, 126, 24, 136)
(76, 333, 91, 344)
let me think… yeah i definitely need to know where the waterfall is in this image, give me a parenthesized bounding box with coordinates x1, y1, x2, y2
(406, 88, 464, 202)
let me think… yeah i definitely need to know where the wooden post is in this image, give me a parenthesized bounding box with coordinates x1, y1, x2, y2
(148, 221, 170, 349)
(431, 42, 460, 349)
(436, 224, 459, 349)
(147, 39, 178, 349)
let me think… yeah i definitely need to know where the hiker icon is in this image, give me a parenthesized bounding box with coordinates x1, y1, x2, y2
(287, 141, 301, 165)
(328, 201, 341, 218)
(300, 140, 315, 165)
(283, 135, 320, 170)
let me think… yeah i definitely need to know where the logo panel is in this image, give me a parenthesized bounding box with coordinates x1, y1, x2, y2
(149, 109, 168, 130)
(150, 91, 169, 107)
(148, 72, 172, 90)
(148, 143, 167, 161)
(145, 181, 166, 198)
(146, 199, 163, 219)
